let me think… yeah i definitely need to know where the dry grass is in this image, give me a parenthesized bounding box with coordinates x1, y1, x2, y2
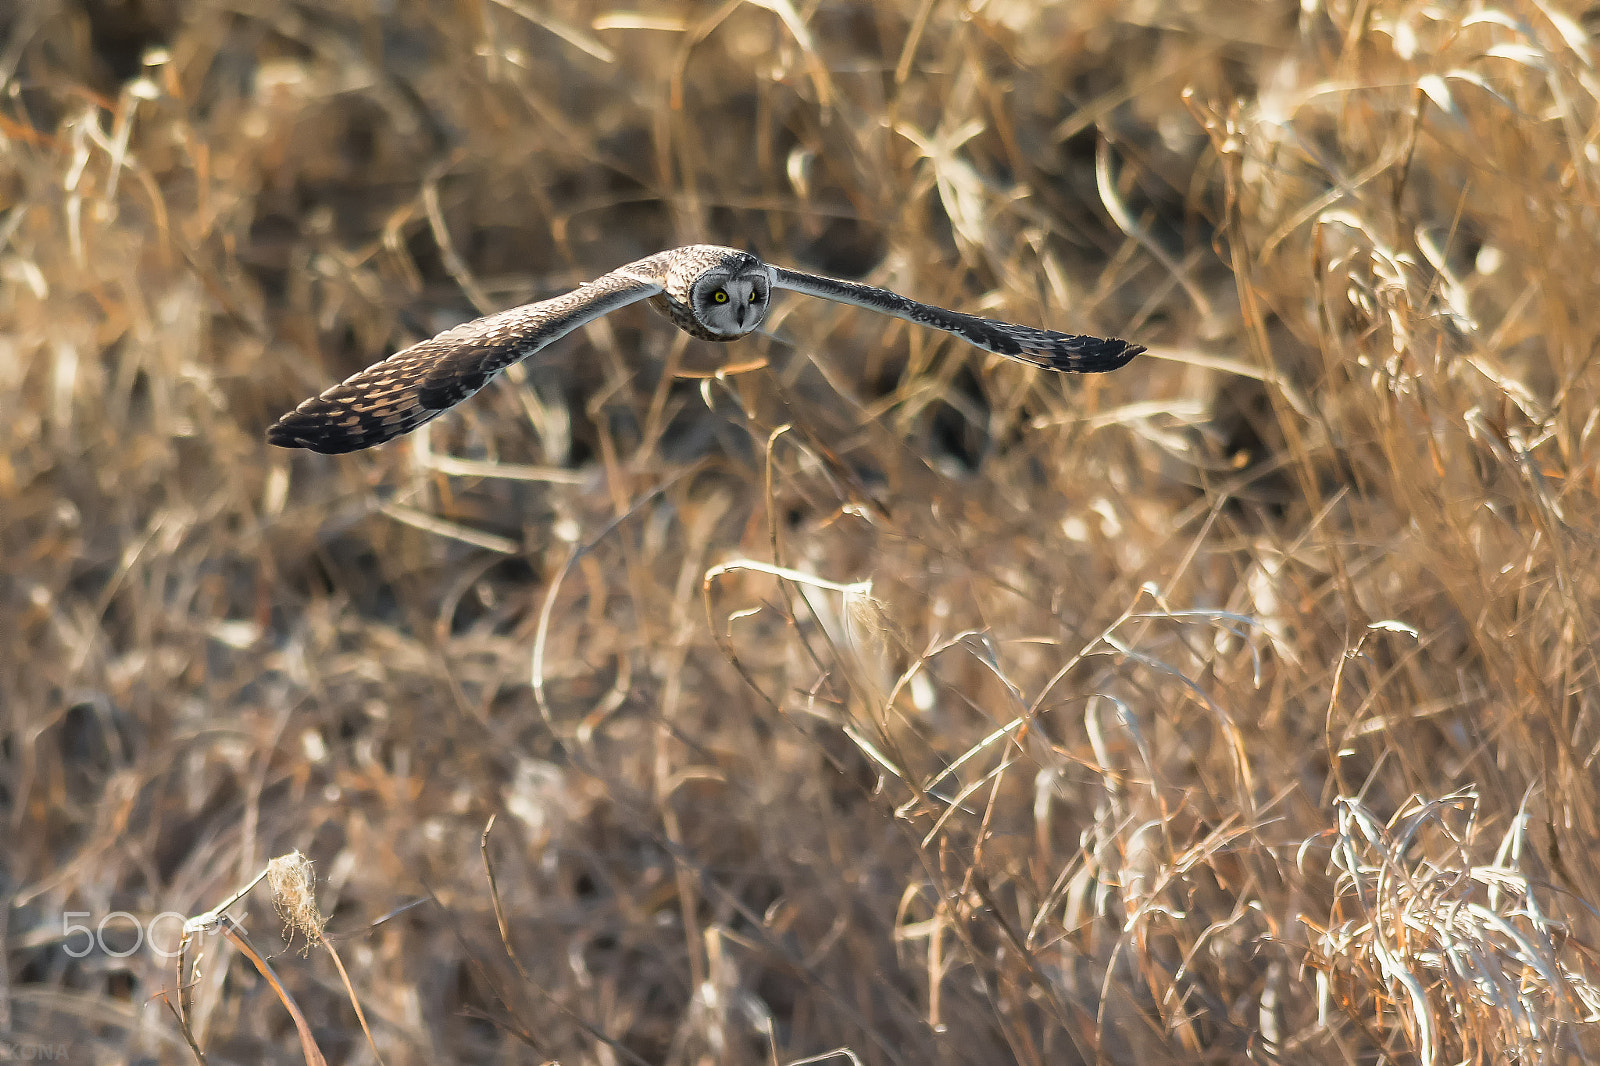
(5, 0, 1600, 1062)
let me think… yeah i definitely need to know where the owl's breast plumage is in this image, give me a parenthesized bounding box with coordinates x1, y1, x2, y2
(647, 292, 743, 342)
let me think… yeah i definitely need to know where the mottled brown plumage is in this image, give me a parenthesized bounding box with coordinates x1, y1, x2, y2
(268, 245, 1141, 454)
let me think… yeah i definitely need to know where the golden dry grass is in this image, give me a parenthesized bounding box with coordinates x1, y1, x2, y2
(5, 0, 1600, 1062)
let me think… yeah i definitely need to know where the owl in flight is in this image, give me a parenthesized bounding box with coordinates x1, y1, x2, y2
(267, 245, 1143, 453)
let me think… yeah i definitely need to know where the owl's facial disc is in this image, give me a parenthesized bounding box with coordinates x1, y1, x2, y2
(694, 266, 770, 336)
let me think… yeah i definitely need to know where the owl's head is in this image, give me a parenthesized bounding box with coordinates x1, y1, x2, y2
(689, 253, 771, 337)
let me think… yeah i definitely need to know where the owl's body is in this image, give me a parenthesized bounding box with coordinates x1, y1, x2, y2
(643, 246, 770, 341)
(268, 245, 1142, 454)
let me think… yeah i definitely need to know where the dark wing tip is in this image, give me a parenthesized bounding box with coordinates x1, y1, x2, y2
(266, 412, 370, 454)
(1056, 337, 1145, 376)
(267, 342, 455, 454)
(266, 389, 436, 454)
(1034, 335, 1144, 373)
(265, 417, 309, 450)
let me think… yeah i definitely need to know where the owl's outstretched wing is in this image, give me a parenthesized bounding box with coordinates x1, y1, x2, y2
(268, 266, 665, 453)
(770, 267, 1143, 373)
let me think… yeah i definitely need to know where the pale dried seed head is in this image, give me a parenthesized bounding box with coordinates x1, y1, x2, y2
(268, 850, 327, 953)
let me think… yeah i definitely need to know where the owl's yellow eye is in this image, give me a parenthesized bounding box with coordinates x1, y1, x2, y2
(749, 291, 760, 303)
(713, 290, 729, 303)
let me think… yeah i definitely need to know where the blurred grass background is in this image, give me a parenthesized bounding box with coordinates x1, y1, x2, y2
(5, 0, 1600, 1062)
